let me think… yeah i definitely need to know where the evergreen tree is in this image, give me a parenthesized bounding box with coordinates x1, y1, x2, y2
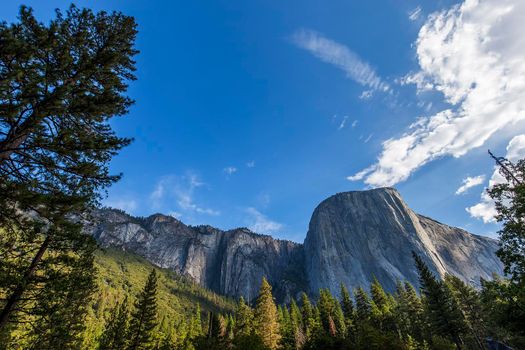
(444, 274, 486, 349)
(253, 277, 280, 350)
(354, 287, 371, 323)
(300, 292, 318, 341)
(484, 152, 525, 344)
(487, 153, 525, 284)
(290, 299, 306, 349)
(318, 289, 336, 334)
(99, 297, 130, 350)
(279, 305, 295, 350)
(340, 284, 354, 322)
(27, 242, 98, 349)
(394, 281, 424, 342)
(0, 4, 137, 329)
(413, 252, 467, 349)
(127, 269, 159, 350)
(234, 296, 253, 337)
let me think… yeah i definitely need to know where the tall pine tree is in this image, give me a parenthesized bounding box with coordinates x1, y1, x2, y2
(253, 277, 280, 350)
(127, 269, 159, 350)
(413, 252, 467, 349)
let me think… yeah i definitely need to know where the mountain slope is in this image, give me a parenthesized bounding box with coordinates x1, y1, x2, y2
(83, 248, 236, 348)
(88, 188, 503, 302)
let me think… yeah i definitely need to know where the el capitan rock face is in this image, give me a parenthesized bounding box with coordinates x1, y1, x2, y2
(88, 188, 503, 301)
(303, 188, 502, 296)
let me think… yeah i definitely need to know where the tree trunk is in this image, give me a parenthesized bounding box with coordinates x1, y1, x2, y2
(0, 235, 50, 330)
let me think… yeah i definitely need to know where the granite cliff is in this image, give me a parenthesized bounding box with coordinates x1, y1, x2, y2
(87, 209, 306, 302)
(303, 188, 502, 296)
(88, 188, 503, 301)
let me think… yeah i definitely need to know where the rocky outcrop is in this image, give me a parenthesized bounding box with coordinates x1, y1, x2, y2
(88, 188, 503, 302)
(303, 188, 503, 296)
(87, 209, 306, 302)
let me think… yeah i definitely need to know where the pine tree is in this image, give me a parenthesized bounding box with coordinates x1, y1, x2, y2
(24, 238, 98, 349)
(0, 4, 137, 330)
(235, 296, 253, 337)
(318, 289, 335, 334)
(99, 297, 130, 350)
(253, 277, 281, 350)
(279, 305, 295, 350)
(300, 292, 318, 341)
(333, 301, 347, 337)
(444, 274, 487, 349)
(354, 287, 371, 323)
(340, 283, 355, 322)
(413, 252, 467, 349)
(290, 299, 305, 349)
(127, 269, 159, 350)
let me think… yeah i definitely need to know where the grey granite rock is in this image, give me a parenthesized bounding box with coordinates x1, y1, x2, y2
(87, 209, 305, 302)
(303, 188, 503, 296)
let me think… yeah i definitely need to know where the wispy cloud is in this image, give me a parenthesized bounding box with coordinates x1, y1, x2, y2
(351, 120, 358, 128)
(359, 90, 373, 100)
(348, 0, 525, 187)
(455, 175, 485, 195)
(408, 6, 422, 21)
(246, 161, 256, 168)
(245, 207, 283, 235)
(223, 166, 238, 176)
(291, 29, 390, 93)
(149, 173, 220, 216)
(338, 116, 349, 130)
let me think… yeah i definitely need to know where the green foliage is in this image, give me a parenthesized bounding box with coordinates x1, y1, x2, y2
(354, 287, 372, 323)
(0, 3, 137, 343)
(253, 277, 280, 350)
(127, 269, 159, 350)
(86, 248, 235, 348)
(98, 296, 130, 350)
(413, 252, 468, 349)
(487, 155, 525, 284)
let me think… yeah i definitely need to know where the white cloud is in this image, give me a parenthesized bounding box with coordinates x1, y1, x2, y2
(149, 174, 220, 216)
(351, 120, 358, 128)
(359, 90, 373, 100)
(104, 198, 138, 214)
(467, 134, 525, 222)
(291, 29, 390, 92)
(223, 166, 237, 175)
(245, 207, 283, 235)
(347, 165, 375, 182)
(246, 161, 256, 168)
(455, 175, 485, 195)
(408, 6, 422, 21)
(338, 116, 349, 130)
(350, 0, 525, 187)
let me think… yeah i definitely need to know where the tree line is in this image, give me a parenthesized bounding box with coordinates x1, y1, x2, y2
(89, 252, 523, 350)
(0, 4, 524, 350)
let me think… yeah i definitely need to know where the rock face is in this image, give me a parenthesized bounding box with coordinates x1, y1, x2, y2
(88, 188, 503, 301)
(304, 188, 503, 296)
(87, 209, 306, 302)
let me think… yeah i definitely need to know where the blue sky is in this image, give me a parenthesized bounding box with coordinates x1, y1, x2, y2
(4, 0, 525, 242)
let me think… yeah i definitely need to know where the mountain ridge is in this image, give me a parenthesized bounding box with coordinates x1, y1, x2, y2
(88, 187, 503, 302)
